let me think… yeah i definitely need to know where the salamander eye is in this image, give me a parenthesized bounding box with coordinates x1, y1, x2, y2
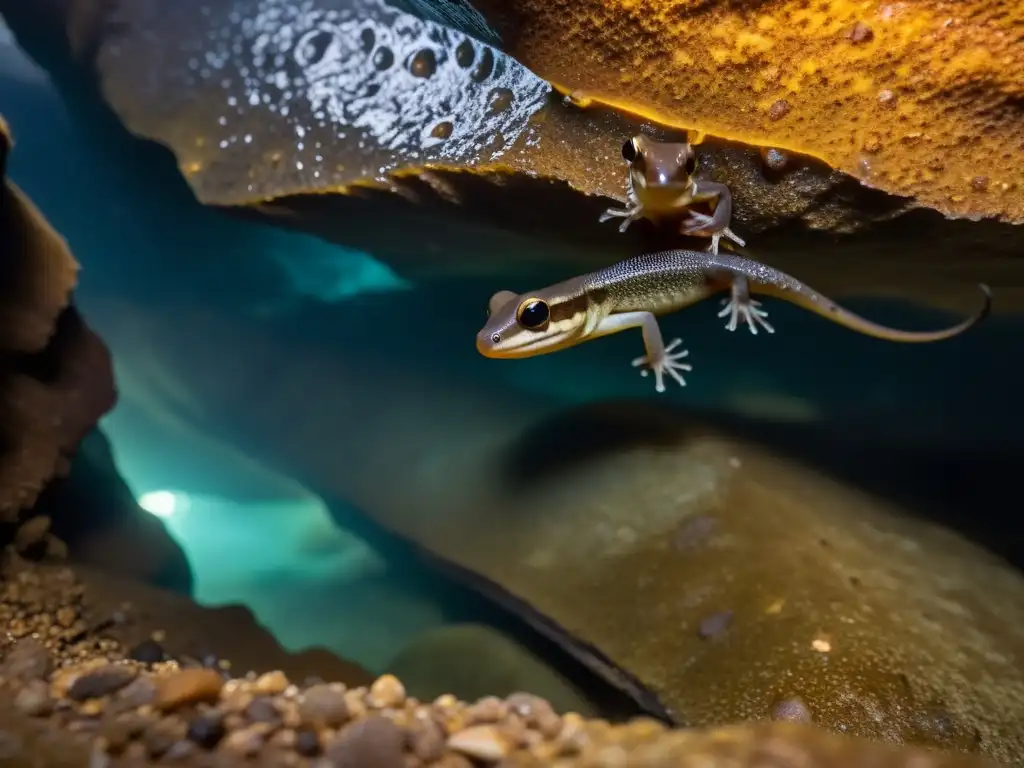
(516, 299, 550, 329)
(621, 138, 638, 163)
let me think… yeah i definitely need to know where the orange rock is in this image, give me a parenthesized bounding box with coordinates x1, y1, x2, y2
(468, 0, 1024, 222)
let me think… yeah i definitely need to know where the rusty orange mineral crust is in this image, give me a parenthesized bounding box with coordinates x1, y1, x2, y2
(473, 0, 1024, 223)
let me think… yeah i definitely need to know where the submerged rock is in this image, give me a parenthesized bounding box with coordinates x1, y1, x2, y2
(87, 297, 1024, 764)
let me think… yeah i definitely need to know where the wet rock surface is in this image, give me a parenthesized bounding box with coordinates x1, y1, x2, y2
(0, 113, 115, 523)
(464, 0, 1024, 223)
(0, 552, 1008, 767)
(4, 0, 1023, 317)
(84, 298, 1024, 764)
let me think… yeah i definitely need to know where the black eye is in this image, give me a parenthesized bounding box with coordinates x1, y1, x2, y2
(516, 299, 549, 329)
(491, 332, 501, 343)
(621, 139, 637, 162)
(684, 152, 697, 176)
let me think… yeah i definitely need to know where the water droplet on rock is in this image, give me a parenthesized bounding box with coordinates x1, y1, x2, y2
(431, 121, 454, 139)
(372, 46, 394, 71)
(471, 48, 494, 82)
(487, 88, 514, 114)
(407, 49, 437, 78)
(455, 39, 475, 68)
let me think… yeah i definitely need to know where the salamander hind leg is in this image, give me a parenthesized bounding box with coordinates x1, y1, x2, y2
(718, 275, 775, 335)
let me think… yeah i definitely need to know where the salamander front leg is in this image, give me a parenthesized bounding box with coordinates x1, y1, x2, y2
(592, 311, 693, 393)
(717, 274, 775, 335)
(599, 179, 644, 233)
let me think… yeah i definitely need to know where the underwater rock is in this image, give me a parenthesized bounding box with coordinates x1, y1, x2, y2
(5, 0, 1023, 317)
(386, 624, 599, 716)
(462, 0, 1024, 224)
(0, 550, 1006, 767)
(88, 297, 1024, 763)
(0, 114, 116, 523)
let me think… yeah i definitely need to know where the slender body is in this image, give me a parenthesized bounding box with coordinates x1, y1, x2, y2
(477, 249, 992, 393)
(599, 134, 744, 254)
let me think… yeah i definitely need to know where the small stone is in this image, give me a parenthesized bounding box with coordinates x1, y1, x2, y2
(128, 639, 166, 665)
(295, 729, 321, 756)
(367, 674, 406, 708)
(68, 665, 138, 701)
(80, 699, 106, 717)
(299, 684, 350, 728)
(99, 714, 149, 754)
(222, 723, 271, 756)
(325, 715, 406, 768)
(767, 99, 791, 121)
(506, 693, 560, 738)
(114, 676, 158, 710)
(14, 680, 53, 716)
(164, 740, 195, 760)
(155, 669, 225, 711)
(14, 515, 51, 552)
(448, 725, 510, 761)
(698, 610, 734, 639)
(269, 728, 296, 749)
(466, 697, 507, 724)
(187, 714, 226, 748)
(1, 638, 52, 682)
(771, 697, 813, 723)
(245, 695, 281, 724)
(971, 176, 990, 192)
(255, 670, 289, 695)
(55, 606, 77, 629)
(878, 88, 897, 106)
(144, 718, 186, 758)
(409, 718, 445, 762)
(848, 21, 873, 43)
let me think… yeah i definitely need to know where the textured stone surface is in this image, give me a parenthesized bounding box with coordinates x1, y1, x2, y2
(0, 552, 1009, 767)
(0, 114, 116, 521)
(465, 0, 1024, 223)
(3, 0, 1023, 317)
(83, 295, 1024, 764)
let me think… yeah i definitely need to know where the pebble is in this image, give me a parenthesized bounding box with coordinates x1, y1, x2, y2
(295, 729, 321, 756)
(255, 669, 289, 695)
(367, 674, 405, 708)
(68, 664, 138, 701)
(114, 676, 158, 710)
(325, 715, 406, 768)
(14, 679, 54, 716)
(245, 695, 282, 724)
(772, 697, 813, 723)
(466, 696, 508, 724)
(186, 714, 226, 749)
(698, 610, 734, 639)
(13, 515, 51, 552)
(299, 683, 350, 728)
(143, 718, 186, 758)
(155, 668, 224, 710)
(506, 692, 562, 738)
(127, 639, 166, 665)
(1, 638, 52, 682)
(222, 723, 272, 756)
(448, 724, 510, 761)
(409, 717, 446, 762)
